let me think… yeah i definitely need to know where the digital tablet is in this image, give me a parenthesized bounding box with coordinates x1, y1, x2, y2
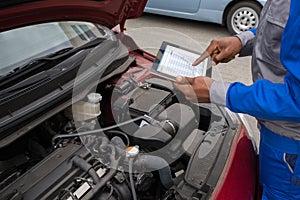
(150, 41, 209, 81)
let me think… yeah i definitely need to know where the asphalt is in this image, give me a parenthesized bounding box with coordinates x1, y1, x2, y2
(122, 13, 260, 148)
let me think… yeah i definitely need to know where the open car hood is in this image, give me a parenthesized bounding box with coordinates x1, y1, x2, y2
(0, 0, 147, 32)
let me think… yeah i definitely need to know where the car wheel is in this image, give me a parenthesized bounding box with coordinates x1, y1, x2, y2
(226, 1, 262, 35)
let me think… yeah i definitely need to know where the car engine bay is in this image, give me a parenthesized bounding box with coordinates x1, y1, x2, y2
(0, 40, 237, 200)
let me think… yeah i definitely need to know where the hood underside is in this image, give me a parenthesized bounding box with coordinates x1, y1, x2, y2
(0, 0, 147, 32)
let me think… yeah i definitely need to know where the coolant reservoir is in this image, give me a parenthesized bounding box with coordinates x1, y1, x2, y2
(72, 93, 102, 121)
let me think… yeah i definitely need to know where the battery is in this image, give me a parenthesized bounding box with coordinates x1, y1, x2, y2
(128, 87, 172, 118)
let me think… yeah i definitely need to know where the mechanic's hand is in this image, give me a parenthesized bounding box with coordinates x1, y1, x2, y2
(173, 76, 214, 103)
(192, 36, 242, 66)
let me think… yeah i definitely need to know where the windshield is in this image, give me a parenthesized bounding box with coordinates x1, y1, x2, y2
(0, 21, 112, 76)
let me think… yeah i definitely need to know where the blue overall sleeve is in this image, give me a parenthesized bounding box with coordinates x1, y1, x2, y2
(226, 2, 300, 123)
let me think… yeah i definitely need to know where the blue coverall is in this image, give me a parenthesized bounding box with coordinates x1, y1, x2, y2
(226, 0, 300, 199)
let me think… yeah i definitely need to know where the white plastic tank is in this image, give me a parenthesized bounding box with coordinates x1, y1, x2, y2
(71, 93, 102, 121)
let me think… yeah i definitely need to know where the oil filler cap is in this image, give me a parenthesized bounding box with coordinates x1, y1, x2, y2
(126, 145, 140, 157)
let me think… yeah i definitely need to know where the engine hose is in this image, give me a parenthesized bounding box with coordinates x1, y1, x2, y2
(85, 143, 120, 199)
(129, 158, 137, 200)
(88, 167, 117, 199)
(71, 155, 100, 184)
(105, 130, 130, 147)
(134, 155, 173, 189)
(112, 182, 132, 200)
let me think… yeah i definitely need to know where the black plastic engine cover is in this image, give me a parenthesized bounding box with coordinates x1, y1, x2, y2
(128, 87, 172, 118)
(1, 144, 88, 200)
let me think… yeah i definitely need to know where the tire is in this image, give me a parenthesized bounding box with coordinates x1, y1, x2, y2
(226, 1, 262, 35)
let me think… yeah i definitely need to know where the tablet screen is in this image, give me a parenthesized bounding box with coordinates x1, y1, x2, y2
(151, 42, 208, 81)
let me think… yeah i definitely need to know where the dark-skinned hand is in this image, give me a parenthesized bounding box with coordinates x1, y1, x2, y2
(192, 36, 243, 66)
(173, 76, 214, 103)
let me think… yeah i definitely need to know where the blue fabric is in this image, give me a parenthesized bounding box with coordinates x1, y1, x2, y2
(225, 0, 300, 199)
(226, 75, 300, 122)
(226, 0, 300, 122)
(249, 28, 257, 35)
(260, 125, 300, 199)
(280, 0, 300, 80)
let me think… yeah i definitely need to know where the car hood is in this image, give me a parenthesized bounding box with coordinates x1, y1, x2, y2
(0, 0, 147, 32)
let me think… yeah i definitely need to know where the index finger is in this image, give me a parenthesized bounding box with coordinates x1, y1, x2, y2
(192, 51, 210, 66)
(192, 42, 219, 66)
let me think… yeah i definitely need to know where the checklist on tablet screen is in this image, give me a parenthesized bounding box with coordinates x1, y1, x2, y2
(157, 45, 207, 78)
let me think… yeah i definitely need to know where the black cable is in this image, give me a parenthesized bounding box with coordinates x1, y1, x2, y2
(75, 177, 94, 187)
(121, 171, 131, 186)
(58, 188, 79, 200)
(105, 183, 114, 200)
(52, 115, 144, 147)
(129, 158, 137, 200)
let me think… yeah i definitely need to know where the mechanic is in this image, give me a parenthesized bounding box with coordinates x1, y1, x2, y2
(174, 0, 300, 199)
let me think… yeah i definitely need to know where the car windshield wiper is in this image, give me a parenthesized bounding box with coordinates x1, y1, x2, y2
(0, 38, 106, 80)
(0, 72, 50, 99)
(0, 47, 92, 99)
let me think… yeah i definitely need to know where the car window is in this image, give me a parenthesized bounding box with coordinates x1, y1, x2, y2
(0, 21, 111, 76)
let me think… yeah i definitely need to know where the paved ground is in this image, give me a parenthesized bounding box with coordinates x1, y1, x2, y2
(122, 13, 260, 148)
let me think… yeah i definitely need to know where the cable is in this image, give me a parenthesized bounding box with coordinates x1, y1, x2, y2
(121, 171, 131, 186)
(52, 115, 144, 147)
(105, 183, 115, 200)
(58, 188, 79, 200)
(129, 158, 137, 200)
(75, 177, 94, 187)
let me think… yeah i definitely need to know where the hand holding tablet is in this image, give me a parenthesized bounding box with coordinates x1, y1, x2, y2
(150, 41, 210, 81)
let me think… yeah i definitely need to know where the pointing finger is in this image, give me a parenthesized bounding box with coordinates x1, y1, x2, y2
(192, 51, 210, 66)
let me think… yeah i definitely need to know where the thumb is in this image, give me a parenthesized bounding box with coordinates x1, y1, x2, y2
(176, 76, 194, 84)
(175, 75, 185, 83)
(184, 76, 195, 84)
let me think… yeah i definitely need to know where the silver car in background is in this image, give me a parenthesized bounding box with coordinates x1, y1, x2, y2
(144, 0, 266, 34)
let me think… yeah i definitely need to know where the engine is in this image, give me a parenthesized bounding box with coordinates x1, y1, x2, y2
(0, 75, 228, 200)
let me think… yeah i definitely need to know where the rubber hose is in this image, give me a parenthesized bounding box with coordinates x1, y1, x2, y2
(134, 155, 173, 189)
(71, 155, 100, 184)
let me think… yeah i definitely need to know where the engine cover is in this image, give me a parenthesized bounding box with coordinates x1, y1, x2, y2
(128, 87, 173, 118)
